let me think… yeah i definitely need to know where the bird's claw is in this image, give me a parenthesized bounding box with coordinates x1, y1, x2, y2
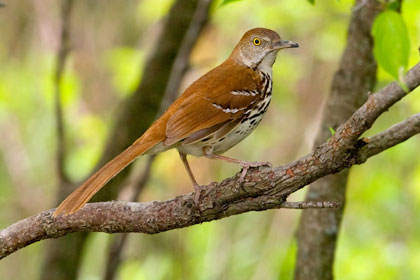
(245, 161, 272, 168)
(239, 161, 272, 182)
(193, 184, 205, 206)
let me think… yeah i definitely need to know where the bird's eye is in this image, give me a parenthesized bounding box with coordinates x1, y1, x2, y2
(253, 38, 261, 46)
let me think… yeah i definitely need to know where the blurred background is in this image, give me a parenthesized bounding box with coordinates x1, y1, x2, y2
(0, 0, 419, 279)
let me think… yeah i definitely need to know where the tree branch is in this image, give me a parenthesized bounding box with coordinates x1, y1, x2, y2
(1, 61, 420, 259)
(158, 0, 213, 112)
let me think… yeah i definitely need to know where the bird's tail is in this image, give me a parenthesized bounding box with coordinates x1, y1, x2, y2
(53, 135, 159, 216)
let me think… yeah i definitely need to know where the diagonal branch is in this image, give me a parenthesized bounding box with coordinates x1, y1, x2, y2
(0, 119, 418, 259)
(330, 65, 420, 151)
(1, 61, 420, 259)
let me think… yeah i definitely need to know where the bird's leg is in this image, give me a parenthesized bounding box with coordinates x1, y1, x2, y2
(202, 146, 272, 182)
(178, 152, 203, 205)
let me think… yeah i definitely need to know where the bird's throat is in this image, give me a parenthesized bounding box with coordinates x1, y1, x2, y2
(256, 51, 277, 75)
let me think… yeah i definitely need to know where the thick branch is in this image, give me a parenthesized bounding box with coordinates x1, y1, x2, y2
(1, 62, 420, 258)
(0, 124, 418, 259)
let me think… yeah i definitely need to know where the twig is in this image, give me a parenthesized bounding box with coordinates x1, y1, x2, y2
(1, 60, 420, 259)
(280, 201, 342, 209)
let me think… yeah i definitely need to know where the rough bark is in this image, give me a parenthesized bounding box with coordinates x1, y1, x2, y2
(294, 1, 380, 279)
(2, 62, 420, 259)
(41, 0, 206, 279)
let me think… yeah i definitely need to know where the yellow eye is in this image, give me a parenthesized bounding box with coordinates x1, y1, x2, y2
(253, 38, 261, 46)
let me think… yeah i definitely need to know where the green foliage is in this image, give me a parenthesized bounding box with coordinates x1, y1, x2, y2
(386, 0, 401, 11)
(219, 0, 243, 7)
(329, 127, 336, 136)
(307, 0, 315, 5)
(104, 47, 144, 97)
(372, 10, 410, 80)
(1, 0, 420, 279)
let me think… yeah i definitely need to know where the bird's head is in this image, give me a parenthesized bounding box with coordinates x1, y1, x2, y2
(230, 28, 298, 72)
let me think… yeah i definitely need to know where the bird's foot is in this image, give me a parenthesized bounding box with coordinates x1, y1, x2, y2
(193, 184, 205, 206)
(239, 161, 272, 182)
(192, 182, 217, 208)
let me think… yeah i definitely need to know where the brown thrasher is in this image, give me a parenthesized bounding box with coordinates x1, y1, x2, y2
(54, 27, 298, 216)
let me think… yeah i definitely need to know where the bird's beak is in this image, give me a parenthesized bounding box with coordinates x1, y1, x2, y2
(272, 39, 299, 50)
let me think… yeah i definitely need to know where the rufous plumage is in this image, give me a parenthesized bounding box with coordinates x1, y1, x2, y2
(54, 27, 298, 216)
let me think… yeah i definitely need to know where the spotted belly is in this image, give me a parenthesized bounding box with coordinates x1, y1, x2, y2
(178, 95, 271, 157)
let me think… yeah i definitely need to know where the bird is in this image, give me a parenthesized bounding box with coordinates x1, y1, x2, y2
(53, 27, 298, 216)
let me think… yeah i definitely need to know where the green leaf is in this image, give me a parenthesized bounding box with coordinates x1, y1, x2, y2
(219, 0, 243, 7)
(386, 0, 401, 11)
(307, 0, 315, 5)
(372, 10, 410, 80)
(329, 127, 336, 136)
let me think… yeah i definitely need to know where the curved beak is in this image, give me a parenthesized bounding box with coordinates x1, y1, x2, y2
(272, 39, 299, 50)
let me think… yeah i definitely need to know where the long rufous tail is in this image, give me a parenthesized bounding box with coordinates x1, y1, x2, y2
(53, 136, 160, 216)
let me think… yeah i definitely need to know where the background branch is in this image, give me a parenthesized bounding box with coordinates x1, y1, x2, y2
(54, 0, 74, 186)
(1, 62, 420, 259)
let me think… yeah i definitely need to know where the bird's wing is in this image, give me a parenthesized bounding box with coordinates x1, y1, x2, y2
(164, 62, 262, 146)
